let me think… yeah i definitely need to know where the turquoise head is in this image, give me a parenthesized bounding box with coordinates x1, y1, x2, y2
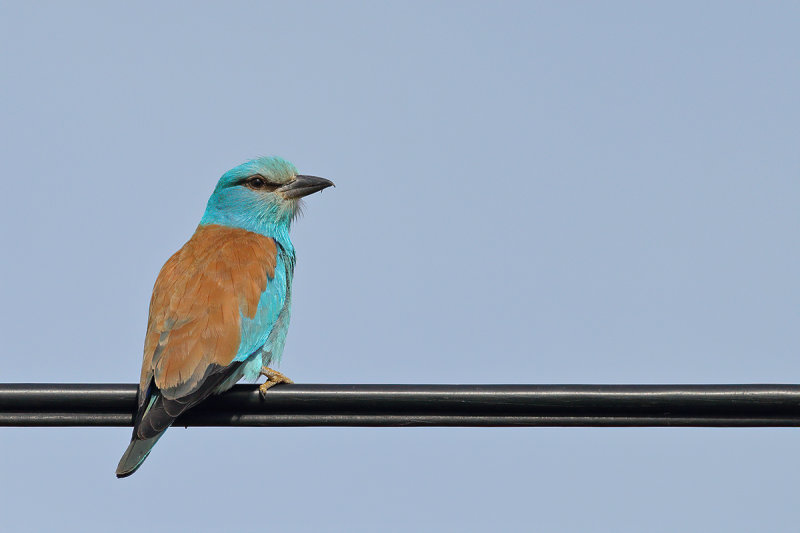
(200, 156, 333, 239)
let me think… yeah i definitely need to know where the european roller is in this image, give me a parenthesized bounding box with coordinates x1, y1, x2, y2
(116, 156, 333, 477)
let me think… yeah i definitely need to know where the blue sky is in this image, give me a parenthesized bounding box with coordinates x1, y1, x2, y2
(1, 2, 798, 531)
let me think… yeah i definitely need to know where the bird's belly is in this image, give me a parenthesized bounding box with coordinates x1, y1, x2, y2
(241, 349, 271, 381)
(214, 349, 270, 393)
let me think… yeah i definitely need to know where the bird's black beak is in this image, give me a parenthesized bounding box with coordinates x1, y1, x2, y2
(278, 175, 335, 199)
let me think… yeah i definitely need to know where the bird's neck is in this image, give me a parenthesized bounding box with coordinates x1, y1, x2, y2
(199, 208, 295, 255)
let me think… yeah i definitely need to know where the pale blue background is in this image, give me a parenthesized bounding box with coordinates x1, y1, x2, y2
(1, 2, 798, 531)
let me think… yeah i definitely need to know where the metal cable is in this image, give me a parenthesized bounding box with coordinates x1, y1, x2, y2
(2, 383, 800, 427)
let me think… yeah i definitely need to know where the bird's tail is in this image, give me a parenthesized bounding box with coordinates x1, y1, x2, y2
(115, 431, 166, 478)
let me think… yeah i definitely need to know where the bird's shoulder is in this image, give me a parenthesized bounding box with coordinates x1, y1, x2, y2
(158, 223, 276, 282)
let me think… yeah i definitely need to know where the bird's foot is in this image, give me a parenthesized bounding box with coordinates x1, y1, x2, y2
(258, 367, 294, 398)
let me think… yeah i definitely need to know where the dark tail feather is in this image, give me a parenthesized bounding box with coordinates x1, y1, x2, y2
(116, 364, 244, 478)
(115, 432, 166, 478)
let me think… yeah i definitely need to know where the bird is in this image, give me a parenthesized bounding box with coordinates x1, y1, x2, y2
(116, 156, 333, 478)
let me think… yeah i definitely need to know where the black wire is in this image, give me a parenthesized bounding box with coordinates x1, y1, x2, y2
(1, 384, 800, 427)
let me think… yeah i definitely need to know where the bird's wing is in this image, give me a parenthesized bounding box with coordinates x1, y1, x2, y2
(134, 224, 282, 438)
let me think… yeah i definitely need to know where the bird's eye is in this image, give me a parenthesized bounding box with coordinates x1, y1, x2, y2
(246, 176, 267, 189)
